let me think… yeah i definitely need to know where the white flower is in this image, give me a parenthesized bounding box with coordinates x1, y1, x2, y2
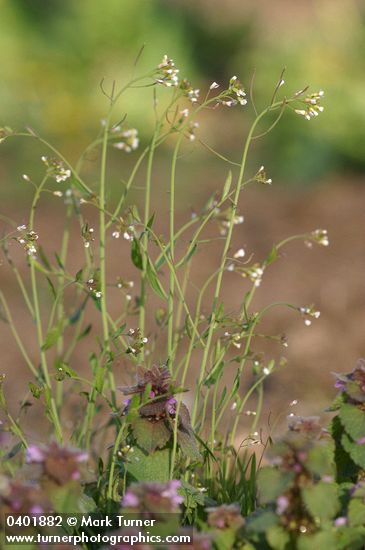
(295, 90, 324, 121)
(113, 129, 139, 153)
(311, 228, 329, 246)
(156, 55, 179, 87)
(234, 248, 245, 259)
(210, 82, 220, 90)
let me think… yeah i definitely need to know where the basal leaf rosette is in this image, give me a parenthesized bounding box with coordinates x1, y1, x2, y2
(120, 365, 200, 460)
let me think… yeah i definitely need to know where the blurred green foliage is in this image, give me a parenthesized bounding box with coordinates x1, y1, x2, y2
(1, 0, 364, 186)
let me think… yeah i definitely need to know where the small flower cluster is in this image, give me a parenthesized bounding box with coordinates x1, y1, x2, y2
(304, 228, 329, 248)
(287, 415, 323, 438)
(206, 504, 245, 529)
(219, 76, 247, 107)
(187, 121, 199, 142)
(81, 222, 95, 248)
(123, 480, 183, 514)
(125, 328, 148, 356)
(295, 90, 324, 121)
(87, 275, 102, 299)
(299, 305, 320, 327)
(113, 128, 139, 153)
(223, 330, 243, 349)
(116, 277, 134, 301)
(26, 442, 88, 485)
(156, 56, 201, 106)
(180, 79, 200, 104)
(156, 55, 179, 87)
(112, 217, 135, 241)
(216, 208, 244, 236)
(238, 263, 265, 287)
(41, 156, 71, 183)
(120, 365, 199, 457)
(254, 165, 272, 185)
(16, 225, 39, 259)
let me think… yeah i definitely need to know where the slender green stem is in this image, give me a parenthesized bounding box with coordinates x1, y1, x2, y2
(139, 126, 160, 355)
(55, 204, 72, 409)
(0, 291, 37, 377)
(107, 422, 125, 501)
(191, 104, 276, 429)
(167, 137, 183, 362)
(99, 111, 116, 403)
(29, 177, 63, 442)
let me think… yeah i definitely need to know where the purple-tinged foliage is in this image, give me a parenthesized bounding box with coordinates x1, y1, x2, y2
(122, 480, 184, 514)
(334, 358, 365, 404)
(26, 442, 88, 485)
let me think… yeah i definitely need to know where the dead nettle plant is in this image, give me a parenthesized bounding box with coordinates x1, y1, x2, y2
(0, 54, 327, 492)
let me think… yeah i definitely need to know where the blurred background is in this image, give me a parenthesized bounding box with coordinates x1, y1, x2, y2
(1, 0, 364, 437)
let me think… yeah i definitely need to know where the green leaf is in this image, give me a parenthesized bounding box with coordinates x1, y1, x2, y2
(77, 323, 92, 341)
(246, 509, 279, 534)
(131, 238, 143, 270)
(46, 277, 57, 300)
(95, 367, 105, 394)
(37, 245, 52, 270)
(75, 269, 84, 282)
(146, 260, 167, 299)
(177, 428, 202, 462)
(266, 526, 290, 550)
(336, 527, 365, 550)
(297, 530, 338, 550)
(213, 529, 237, 550)
(42, 319, 64, 351)
(302, 482, 340, 522)
(341, 432, 365, 468)
(126, 446, 170, 482)
(266, 245, 278, 266)
(306, 442, 335, 477)
(348, 497, 365, 527)
(147, 213, 155, 230)
(131, 417, 171, 452)
(222, 170, 232, 201)
(204, 360, 225, 387)
(339, 403, 365, 441)
(54, 253, 64, 270)
(50, 484, 83, 514)
(257, 467, 294, 504)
